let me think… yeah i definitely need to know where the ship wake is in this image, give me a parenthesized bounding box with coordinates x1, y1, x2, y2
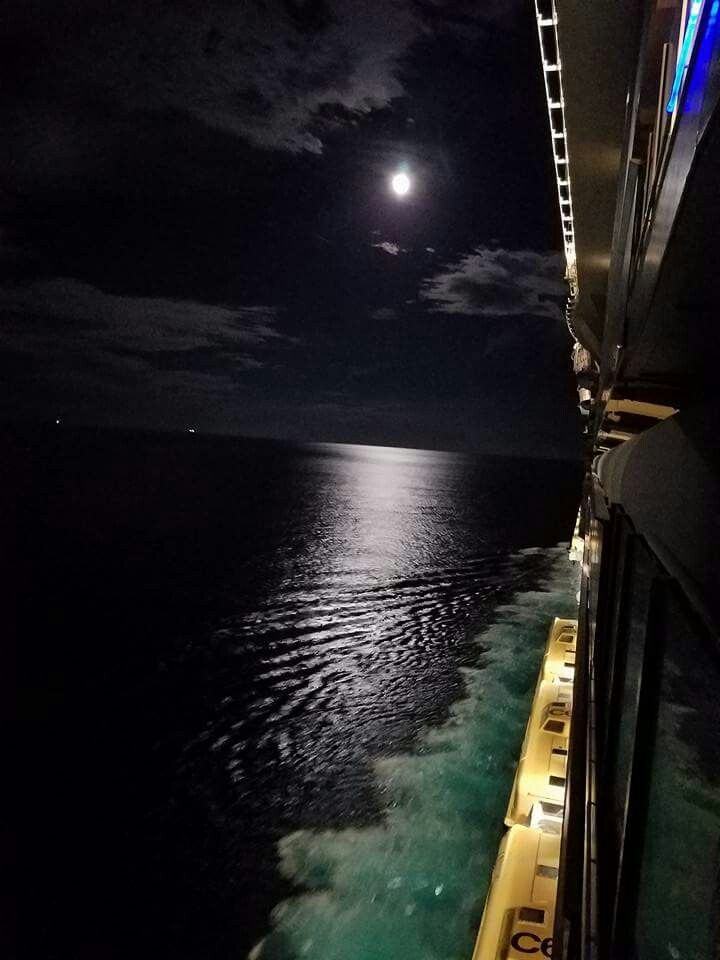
(250, 546, 579, 960)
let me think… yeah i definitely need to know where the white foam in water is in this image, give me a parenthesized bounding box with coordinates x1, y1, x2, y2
(251, 546, 579, 960)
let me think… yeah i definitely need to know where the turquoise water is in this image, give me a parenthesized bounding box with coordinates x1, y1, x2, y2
(252, 546, 579, 960)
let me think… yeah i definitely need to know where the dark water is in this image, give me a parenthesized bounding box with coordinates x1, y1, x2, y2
(12, 426, 581, 959)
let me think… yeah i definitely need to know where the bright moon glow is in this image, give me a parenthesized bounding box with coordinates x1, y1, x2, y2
(391, 172, 411, 196)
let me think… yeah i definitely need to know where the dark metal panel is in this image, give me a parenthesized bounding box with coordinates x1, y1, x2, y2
(595, 407, 720, 635)
(555, 0, 645, 352)
(623, 1, 720, 382)
(609, 573, 669, 955)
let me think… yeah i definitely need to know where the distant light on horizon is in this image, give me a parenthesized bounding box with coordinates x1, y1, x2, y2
(188, 427, 196, 433)
(55, 418, 61, 425)
(391, 172, 411, 197)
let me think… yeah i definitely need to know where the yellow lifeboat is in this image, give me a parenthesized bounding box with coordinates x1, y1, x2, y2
(505, 680, 572, 827)
(471, 617, 578, 959)
(505, 618, 576, 827)
(471, 825, 559, 960)
(541, 617, 577, 684)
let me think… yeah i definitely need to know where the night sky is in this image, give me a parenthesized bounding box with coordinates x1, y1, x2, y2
(2, 0, 581, 457)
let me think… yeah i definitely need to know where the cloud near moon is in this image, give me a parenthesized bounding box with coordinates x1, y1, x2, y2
(420, 247, 566, 319)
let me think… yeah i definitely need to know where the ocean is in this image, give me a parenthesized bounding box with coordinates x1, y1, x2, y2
(13, 426, 581, 959)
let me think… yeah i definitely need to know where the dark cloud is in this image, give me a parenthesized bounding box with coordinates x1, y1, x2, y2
(1, 278, 293, 348)
(412, 0, 523, 31)
(3, 0, 423, 160)
(1, 278, 296, 401)
(420, 247, 566, 319)
(2, 0, 527, 190)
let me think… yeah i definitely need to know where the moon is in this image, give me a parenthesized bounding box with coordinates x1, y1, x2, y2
(391, 172, 411, 197)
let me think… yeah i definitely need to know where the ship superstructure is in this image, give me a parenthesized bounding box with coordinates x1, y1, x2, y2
(474, 2, 720, 957)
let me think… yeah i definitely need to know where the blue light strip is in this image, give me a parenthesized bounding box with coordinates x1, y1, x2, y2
(667, 0, 705, 113)
(684, 0, 719, 116)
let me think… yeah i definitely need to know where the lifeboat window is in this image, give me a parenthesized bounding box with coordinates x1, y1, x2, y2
(544, 719, 565, 733)
(558, 635, 573, 643)
(541, 801, 563, 815)
(537, 818, 562, 835)
(536, 864, 559, 879)
(560, 675, 572, 682)
(518, 907, 545, 924)
(552, 747, 568, 756)
(564, 660, 575, 668)
(549, 775, 567, 787)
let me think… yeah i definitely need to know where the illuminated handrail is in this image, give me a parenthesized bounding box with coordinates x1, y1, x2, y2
(533, 0, 578, 340)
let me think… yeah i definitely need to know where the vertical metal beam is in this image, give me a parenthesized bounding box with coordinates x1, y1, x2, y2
(553, 478, 593, 959)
